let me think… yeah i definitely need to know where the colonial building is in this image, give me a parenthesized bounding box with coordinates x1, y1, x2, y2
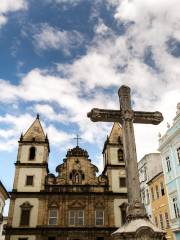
(138, 153, 162, 220)
(159, 103, 180, 240)
(147, 172, 174, 239)
(0, 181, 9, 225)
(0, 217, 8, 240)
(0, 180, 9, 240)
(5, 116, 127, 240)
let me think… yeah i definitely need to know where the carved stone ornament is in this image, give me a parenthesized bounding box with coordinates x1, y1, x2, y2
(20, 201, 33, 209)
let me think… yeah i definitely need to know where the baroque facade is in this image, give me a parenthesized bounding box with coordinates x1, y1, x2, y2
(159, 103, 180, 240)
(5, 116, 127, 240)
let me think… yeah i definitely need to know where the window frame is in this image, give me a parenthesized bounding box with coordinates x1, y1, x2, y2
(172, 197, 180, 218)
(95, 209, 104, 226)
(69, 209, 84, 226)
(29, 146, 36, 161)
(155, 185, 159, 199)
(160, 182, 165, 196)
(119, 177, 126, 188)
(177, 147, 180, 164)
(159, 214, 164, 229)
(166, 156, 171, 172)
(19, 202, 33, 227)
(151, 187, 155, 201)
(25, 175, 34, 186)
(48, 207, 58, 225)
(118, 149, 124, 162)
(165, 212, 170, 228)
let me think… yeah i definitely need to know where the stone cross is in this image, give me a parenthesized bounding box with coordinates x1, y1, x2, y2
(73, 134, 82, 147)
(87, 85, 163, 220)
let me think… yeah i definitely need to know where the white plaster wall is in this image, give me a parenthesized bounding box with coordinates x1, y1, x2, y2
(12, 198, 39, 227)
(109, 147, 118, 164)
(114, 199, 127, 227)
(112, 169, 127, 193)
(10, 236, 36, 240)
(17, 168, 43, 192)
(20, 145, 45, 163)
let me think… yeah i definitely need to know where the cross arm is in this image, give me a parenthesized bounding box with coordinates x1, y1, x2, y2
(87, 108, 122, 122)
(87, 108, 163, 125)
(134, 111, 163, 125)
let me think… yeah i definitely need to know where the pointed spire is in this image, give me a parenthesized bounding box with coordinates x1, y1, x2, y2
(22, 115, 46, 142)
(37, 113, 40, 119)
(109, 122, 122, 144)
(20, 132, 23, 141)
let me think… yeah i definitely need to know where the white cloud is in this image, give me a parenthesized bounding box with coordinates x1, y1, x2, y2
(33, 23, 84, 54)
(0, 0, 180, 160)
(0, 0, 27, 28)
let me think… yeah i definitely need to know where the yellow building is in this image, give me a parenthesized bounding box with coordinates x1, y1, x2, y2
(147, 172, 174, 240)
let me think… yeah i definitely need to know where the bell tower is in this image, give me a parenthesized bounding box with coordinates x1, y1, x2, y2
(102, 123, 126, 192)
(13, 114, 49, 192)
(6, 115, 49, 238)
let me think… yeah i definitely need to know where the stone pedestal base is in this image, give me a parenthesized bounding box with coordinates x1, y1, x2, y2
(112, 218, 165, 240)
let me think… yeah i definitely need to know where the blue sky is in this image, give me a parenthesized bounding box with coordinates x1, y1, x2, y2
(0, 0, 180, 213)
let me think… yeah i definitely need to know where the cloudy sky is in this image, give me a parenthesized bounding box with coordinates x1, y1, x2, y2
(0, 0, 180, 208)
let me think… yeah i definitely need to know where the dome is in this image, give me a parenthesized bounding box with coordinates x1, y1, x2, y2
(66, 146, 89, 158)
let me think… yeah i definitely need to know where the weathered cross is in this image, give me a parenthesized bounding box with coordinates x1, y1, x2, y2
(73, 134, 82, 147)
(87, 85, 163, 220)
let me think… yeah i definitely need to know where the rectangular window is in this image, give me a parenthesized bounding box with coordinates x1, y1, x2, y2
(166, 156, 171, 172)
(48, 208, 57, 225)
(165, 212, 170, 228)
(146, 189, 150, 204)
(160, 182, 165, 196)
(25, 176, 34, 186)
(173, 197, 180, 218)
(142, 191, 145, 204)
(119, 177, 126, 187)
(155, 216, 158, 227)
(95, 209, 104, 225)
(151, 187, 154, 201)
(159, 214, 164, 229)
(20, 209, 30, 226)
(69, 210, 84, 226)
(156, 185, 159, 199)
(177, 147, 180, 163)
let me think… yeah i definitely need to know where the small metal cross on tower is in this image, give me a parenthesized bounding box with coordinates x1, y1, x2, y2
(74, 134, 82, 147)
(87, 85, 163, 221)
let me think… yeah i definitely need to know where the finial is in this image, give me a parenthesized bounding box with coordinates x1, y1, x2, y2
(20, 132, 23, 141)
(36, 113, 40, 119)
(45, 134, 49, 143)
(167, 122, 170, 128)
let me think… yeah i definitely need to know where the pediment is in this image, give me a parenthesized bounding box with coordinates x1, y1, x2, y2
(68, 200, 85, 208)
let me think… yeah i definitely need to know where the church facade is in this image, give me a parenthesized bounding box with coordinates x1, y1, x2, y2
(5, 116, 127, 240)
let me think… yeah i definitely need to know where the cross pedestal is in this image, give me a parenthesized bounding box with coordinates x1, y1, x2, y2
(87, 85, 165, 240)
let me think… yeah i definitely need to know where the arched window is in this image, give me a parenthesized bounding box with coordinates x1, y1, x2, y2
(29, 146, 36, 160)
(20, 202, 33, 226)
(75, 173, 80, 183)
(118, 149, 124, 162)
